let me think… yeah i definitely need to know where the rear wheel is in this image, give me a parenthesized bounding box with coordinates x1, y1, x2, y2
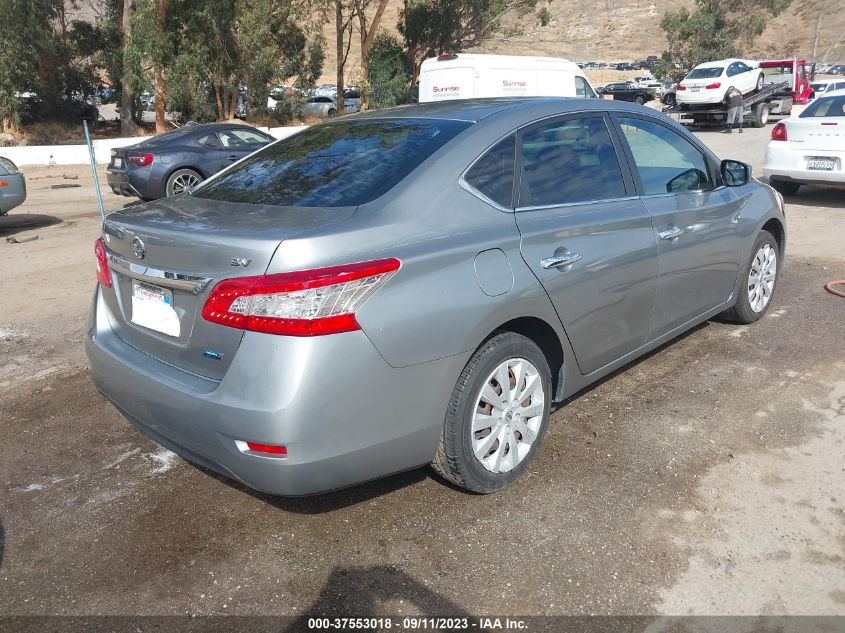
(770, 179, 800, 196)
(432, 332, 552, 493)
(634, 94, 647, 105)
(753, 102, 769, 127)
(165, 168, 202, 197)
(722, 230, 780, 324)
(327, 108, 337, 117)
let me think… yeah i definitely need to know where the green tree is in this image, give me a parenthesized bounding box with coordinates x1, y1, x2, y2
(364, 33, 411, 109)
(656, 0, 792, 81)
(398, 0, 538, 84)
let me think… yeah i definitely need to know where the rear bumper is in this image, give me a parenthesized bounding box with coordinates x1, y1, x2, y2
(0, 172, 26, 214)
(763, 142, 845, 186)
(107, 168, 163, 199)
(85, 288, 465, 496)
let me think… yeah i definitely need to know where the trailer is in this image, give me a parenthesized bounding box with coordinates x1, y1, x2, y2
(665, 80, 793, 128)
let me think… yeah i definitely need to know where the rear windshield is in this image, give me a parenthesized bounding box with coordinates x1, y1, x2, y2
(686, 67, 723, 80)
(193, 118, 471, 207)
(800, 95, 845, 118)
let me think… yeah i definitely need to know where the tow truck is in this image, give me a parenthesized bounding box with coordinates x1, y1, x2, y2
(665, 57, 811, 128)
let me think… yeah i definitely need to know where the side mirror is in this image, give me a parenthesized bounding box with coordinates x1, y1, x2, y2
(721, 159, 750, 187)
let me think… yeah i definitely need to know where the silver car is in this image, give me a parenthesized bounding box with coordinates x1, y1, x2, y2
(86, 98, 785, 496)
(0, 157, 26, 215)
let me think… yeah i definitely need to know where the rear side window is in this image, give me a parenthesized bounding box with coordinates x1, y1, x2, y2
(800, 96, 845, 117)
(464, 135, 515, 208)
(193, 118, 470, 207)
(617, 117, 714, 194)
(518, 116, 627, 208)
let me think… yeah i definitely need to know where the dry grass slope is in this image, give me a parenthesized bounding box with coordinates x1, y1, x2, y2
(320, 0, 844, 84)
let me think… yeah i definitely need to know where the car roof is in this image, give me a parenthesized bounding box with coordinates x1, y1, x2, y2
(350, 97, 667, 124)
(694, 59, 749, 69)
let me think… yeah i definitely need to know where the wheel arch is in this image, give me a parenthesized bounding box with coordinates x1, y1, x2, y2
(761, 217, 785, 257)
(486, 316, 566, 402)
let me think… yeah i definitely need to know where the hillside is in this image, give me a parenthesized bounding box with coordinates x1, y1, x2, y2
(320, 0, 844, 84)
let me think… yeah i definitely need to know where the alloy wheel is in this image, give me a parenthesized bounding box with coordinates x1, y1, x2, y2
(471, 357, 545, 473)
(747, 243, 777, 313)
(171, 172, 200, 195)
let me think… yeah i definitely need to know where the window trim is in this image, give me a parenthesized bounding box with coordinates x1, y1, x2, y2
(513, 111, 637, 211)
(609, 111, 725, 197)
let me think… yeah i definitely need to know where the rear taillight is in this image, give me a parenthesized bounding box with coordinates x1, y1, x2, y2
(202, 258, 401, 336)
(771, 122, 788, 141)
(676, 85, 686, 91)
(127, 153, 154, 167)
(94, 238, 112, 288)
(705, 82, 722, 89)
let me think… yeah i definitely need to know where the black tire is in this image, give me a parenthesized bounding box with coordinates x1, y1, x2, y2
(431, 331, 552, 494)
(165, 168, 202, 197)
(721, 229, 780, 324)
(327, 108, 337, 117)
(663, 92, 676, 106)
(753, 102, 769, 128)
(770, 179, 800, 196)
(634, 94, 647, 105)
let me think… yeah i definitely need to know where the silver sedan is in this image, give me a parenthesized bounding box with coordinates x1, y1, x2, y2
(0, 157, 26, 215)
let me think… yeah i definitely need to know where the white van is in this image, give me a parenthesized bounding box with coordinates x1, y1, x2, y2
(418, 53, 599, 102)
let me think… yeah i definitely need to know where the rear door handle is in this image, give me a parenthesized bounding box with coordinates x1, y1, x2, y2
(541, 252, 582, 269)
(658, 225, 686, 241)
(226, 155, 239, 161)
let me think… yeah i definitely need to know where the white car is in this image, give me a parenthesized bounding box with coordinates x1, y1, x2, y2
(809, 79, 845, 99)
(762, 89, 845, 196)
(676, 59, 765, 105)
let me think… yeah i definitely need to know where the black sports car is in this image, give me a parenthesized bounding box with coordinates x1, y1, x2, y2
(106, 123, 274, 200)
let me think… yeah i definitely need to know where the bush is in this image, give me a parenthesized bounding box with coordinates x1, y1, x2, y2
(364, 33, 412, 110)
(271, 92, 305, 124)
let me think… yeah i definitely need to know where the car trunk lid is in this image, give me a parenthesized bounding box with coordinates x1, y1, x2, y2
(784, 118, 844, 152)
(101, 194, 356, 380)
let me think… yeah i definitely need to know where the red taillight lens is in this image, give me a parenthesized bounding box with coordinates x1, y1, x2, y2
(127, 153, 154, 167)
(245, 442, 287, 457)
(771, 122, 788, 141)
(676, 85, 686, 91)
(705, 82, 722, 89)
(94, 238, 112, 288)
(202, 258, 401, 336)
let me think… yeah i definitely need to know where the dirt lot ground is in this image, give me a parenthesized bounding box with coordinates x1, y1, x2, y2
(1, 121, 844, 620)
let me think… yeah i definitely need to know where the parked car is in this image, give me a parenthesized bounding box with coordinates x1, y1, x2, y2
(106, 122, 274, 200)
(809, 79, 845, 98)
(344, 88, 361, 113)
(598, 82, 655, 105)
(677, 59, 765, 106)
(763, 90, 845, 196)
(826, 64, 845, 75)
(87, 98, 785, 497)
(0, 157, 26, 215)
(304, 95, 340, 117)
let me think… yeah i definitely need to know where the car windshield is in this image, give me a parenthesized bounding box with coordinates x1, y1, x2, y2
(686, 67, 723, 80)
(192, 118, 471, 207)
(810, 83, 828, 91)
(800, 95, 845, 118)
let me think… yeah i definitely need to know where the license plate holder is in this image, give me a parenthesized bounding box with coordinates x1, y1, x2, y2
(690, 87, 701, 92)
(131, 281, 180, 337)
(113, 157, 123, 168)
(807, 157, 835, 171)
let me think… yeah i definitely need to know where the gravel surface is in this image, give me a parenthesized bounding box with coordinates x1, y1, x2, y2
(0, 125, 843, 617)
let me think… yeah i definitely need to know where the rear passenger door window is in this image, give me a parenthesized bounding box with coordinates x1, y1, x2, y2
(615, 117, 714, 194)
(517, 115, 628, 208)
(464, 135, 515, 209)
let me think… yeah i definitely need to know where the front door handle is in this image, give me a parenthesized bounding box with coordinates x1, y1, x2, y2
(226, 155, 240, 161)
(541, 252, 582, 269)
(658, 225, 686, 241)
